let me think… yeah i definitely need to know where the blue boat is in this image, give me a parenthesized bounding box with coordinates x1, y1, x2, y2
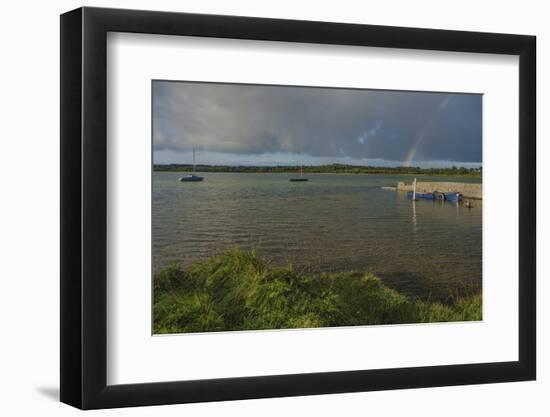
(407, 191, 462, 202)
(443, 192, 462, 202)
(407, 191, 435, 200)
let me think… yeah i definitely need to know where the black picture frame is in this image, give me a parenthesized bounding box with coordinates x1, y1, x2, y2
(60, 6, 536, 410)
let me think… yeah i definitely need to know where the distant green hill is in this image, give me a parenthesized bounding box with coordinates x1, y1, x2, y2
(154, 163, 482, 177)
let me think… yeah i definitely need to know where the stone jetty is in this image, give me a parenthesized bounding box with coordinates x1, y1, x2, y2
(396, 181, 482, 199)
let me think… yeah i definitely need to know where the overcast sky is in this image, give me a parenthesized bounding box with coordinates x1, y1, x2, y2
(153, 81, 482, 168)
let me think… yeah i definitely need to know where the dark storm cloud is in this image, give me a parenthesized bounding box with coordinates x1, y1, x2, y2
(153, 81, 482, 164)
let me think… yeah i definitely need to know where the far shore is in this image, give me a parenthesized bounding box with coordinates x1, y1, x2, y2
(154, 163, 482, 179)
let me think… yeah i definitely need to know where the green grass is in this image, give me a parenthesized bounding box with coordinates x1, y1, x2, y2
(153, 248, 482, 334)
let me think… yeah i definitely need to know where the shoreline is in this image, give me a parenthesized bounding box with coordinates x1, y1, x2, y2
(154, 163, 482, 179)
(154, 169, 482, 180)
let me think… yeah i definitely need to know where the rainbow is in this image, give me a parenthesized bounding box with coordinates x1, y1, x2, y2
(402, 132, 425, 167)
(401, 95, 452, 167)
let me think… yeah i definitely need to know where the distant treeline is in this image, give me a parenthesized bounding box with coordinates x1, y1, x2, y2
(154, 163, 482, 177)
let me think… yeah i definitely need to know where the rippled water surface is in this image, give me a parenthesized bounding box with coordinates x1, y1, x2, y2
(153, 172, 482, 301)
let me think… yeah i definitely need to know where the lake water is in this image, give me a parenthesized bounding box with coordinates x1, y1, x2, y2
(153, 172, 482, 302)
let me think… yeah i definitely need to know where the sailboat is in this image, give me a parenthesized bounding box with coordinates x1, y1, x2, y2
(179, 148, 204, 182)
(289, 164, 309, 182)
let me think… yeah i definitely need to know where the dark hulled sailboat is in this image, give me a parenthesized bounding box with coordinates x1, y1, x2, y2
(179, 148, 204, 182)
(289, 164, 309, 182)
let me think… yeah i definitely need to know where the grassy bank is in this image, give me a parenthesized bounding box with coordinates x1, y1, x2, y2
(154, 248, 481, 334)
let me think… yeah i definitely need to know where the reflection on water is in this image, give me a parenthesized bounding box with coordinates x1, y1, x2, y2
(412, 200, 417, 236)
(153, 172, 482, 302)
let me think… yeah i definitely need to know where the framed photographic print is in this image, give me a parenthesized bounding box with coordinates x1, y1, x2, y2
(60, 7, 536, 409)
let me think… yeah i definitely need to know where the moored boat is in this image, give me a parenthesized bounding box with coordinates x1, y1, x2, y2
(179, 174, 203, 182)
(289, 164, 309, 182)
(443, 192, 462, 202)
(406, 191, 462, 202)
(408, 191, 435, 200)
(178, 148, 204, 182)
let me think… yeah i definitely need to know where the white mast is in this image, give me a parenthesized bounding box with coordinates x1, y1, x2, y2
(193, 148, 196, 172)
(412, 177, 417, 201)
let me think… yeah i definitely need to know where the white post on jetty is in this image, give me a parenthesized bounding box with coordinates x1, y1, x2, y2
(412, 177, 417, 201)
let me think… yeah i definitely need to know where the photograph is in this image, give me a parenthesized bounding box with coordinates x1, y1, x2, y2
(152, 81, 483, 334)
